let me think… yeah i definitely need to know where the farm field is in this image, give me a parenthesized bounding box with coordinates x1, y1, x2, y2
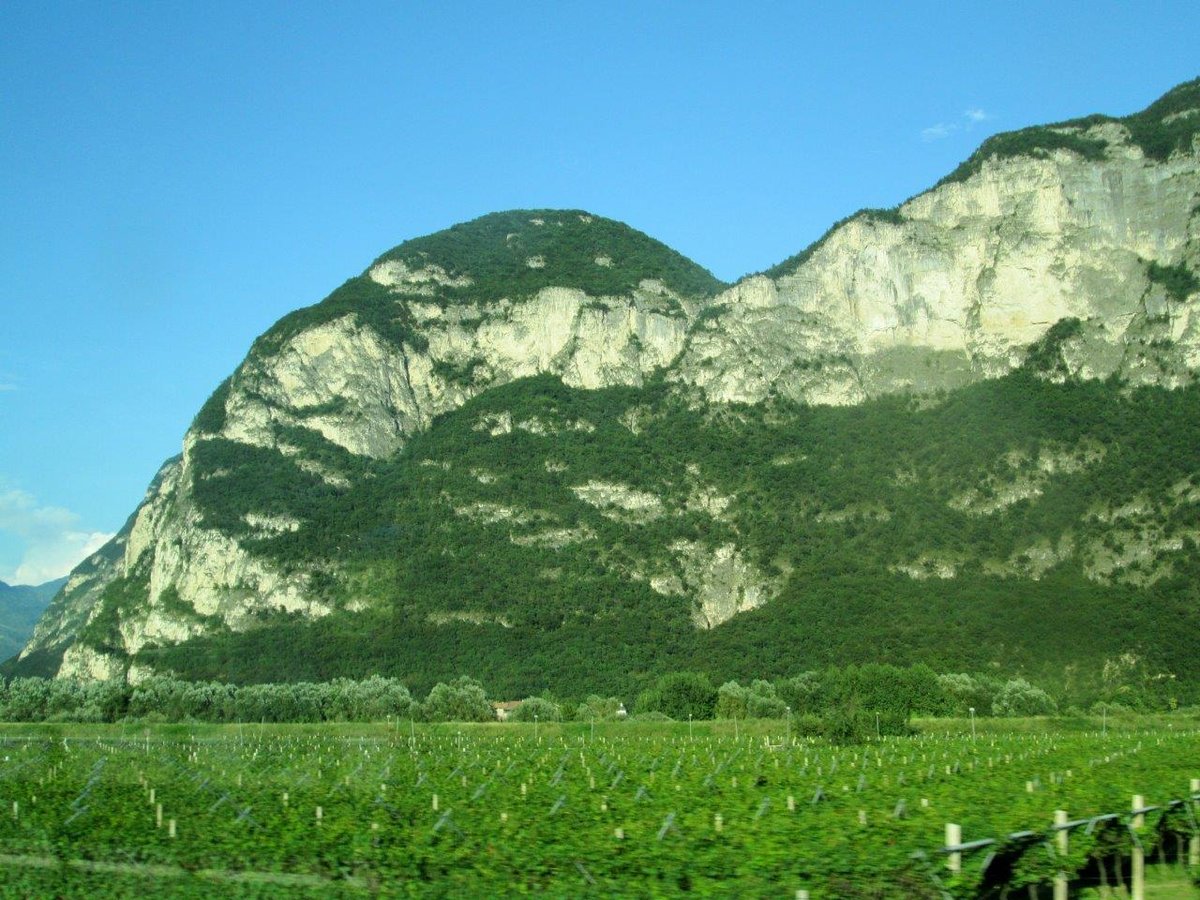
(0, 717, 1196, 897)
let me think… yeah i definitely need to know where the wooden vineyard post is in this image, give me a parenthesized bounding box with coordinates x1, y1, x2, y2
(945, 823, 962, 874)
(1131, 795, 1145, 900)
(1053, 809, 1068, 900)
(1191, 778, 1200, 868)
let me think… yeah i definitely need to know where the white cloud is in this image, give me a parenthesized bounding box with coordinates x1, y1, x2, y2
(922, 122, 957, 142)
(922, 108, 994, 142)
(0, 486, 114, 585)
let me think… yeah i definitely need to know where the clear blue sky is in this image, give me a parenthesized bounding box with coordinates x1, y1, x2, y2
(1, 1, 1197, 584)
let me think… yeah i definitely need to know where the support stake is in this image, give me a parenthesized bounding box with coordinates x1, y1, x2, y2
(1054, 809, 1068, 900)
(1131, 795, 1145, 900)
(945, 823, 962, 874)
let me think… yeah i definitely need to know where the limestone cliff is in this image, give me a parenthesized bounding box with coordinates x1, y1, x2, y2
(676, 119, 1200, 404)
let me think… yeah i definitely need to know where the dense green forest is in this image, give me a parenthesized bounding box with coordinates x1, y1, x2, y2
(109, 363, 1200, 708)
(370, 209, 727, 302)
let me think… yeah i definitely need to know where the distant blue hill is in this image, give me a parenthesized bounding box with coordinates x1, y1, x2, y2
(0, 578, 66, 662)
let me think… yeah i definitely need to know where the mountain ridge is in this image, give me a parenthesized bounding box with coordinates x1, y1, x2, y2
(11, 78, 1200, 706)
(0, 577, 67, 662)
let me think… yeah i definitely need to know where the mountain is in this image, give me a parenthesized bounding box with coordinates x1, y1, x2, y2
(0, 578, 67, 662)
(13, 79, 1200, 706)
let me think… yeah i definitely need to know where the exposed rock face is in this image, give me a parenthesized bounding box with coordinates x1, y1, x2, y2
(19, 457, 181, 662)
(225, 318, 436, 458)
(651, 541, 779, 629)
(135, 467, 326, 641)
(571, 481, 665, 523)
(675, 129, 1200, 404)
(20, 448, 325, 670)
(222, 285, 690, 460)
(57, 644, 127, 681)
(19, 82, 1200, 680)
(21, 547, 124, 660)
(948, 442, 1105, 516)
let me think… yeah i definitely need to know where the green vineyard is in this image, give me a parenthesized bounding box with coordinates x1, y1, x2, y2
(0, 719, 1196, 897)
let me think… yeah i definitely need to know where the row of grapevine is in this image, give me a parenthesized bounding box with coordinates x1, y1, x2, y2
(0, 722, 1195, 896)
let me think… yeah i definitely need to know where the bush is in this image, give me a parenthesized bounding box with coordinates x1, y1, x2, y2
(46, 705, 104, 723)
(937, 673, 999, 717)
(509, 696, 562, 722)
(574, 695, 626, 721)
(716, 679, 787, 719)
(821, 708, 909, 745)
(421, 676, 494, 722)
(716, 681, 748, 719)
(775, 673, 822, 716)
(792, 713, 824, 737)
(823, 708, 869, 745)
(992, 678, 1058, 716)
(635, 672, 717, 720)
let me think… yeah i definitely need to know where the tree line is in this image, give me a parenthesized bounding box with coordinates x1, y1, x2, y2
(0, 664, 1087, 737)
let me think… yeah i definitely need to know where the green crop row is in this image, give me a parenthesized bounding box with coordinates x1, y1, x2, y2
(0, 723, 1195, 897)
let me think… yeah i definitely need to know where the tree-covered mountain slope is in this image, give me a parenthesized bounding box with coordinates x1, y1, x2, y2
(13, 80, 1200, 706)
(136, 369, 1200, 704)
